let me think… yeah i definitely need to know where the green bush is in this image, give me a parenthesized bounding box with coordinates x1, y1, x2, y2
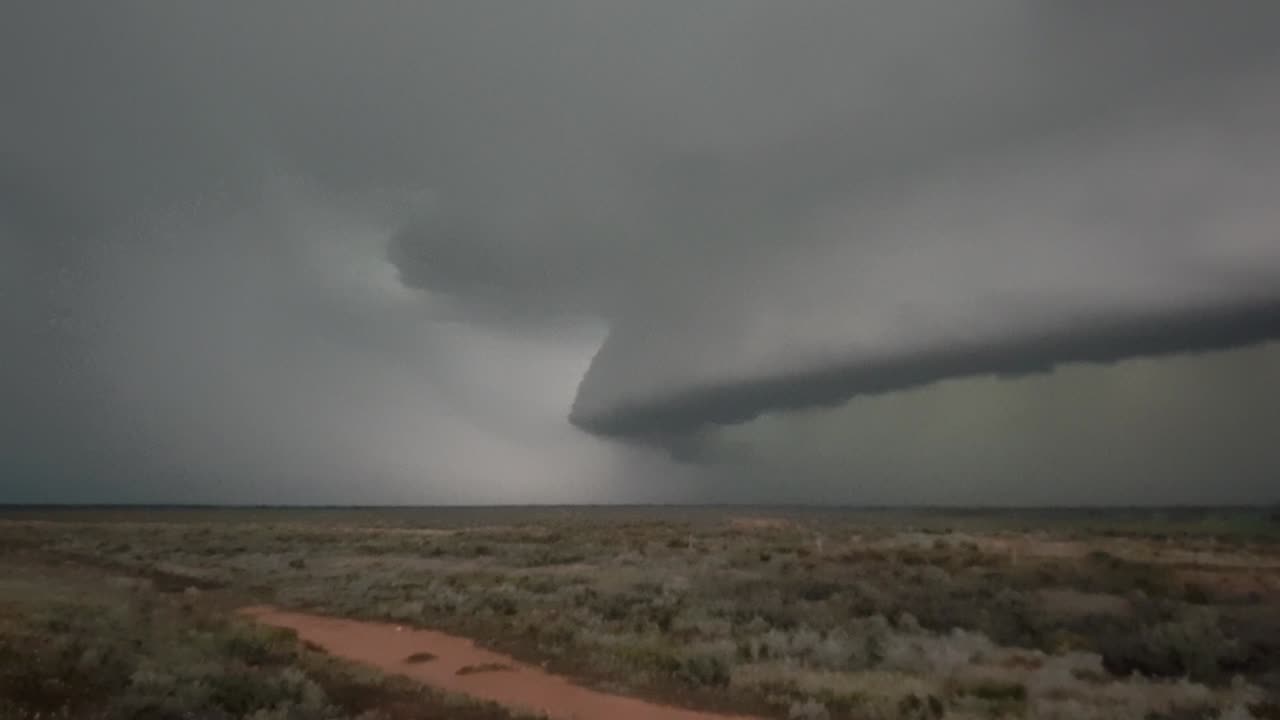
(676, 653, 731, 687)
(1100, 605, 1240, 681)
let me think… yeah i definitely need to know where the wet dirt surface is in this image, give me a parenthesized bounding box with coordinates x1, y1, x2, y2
(240, 606, 762, 720)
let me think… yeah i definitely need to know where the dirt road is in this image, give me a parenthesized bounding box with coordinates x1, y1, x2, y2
(241, 606, 762, 720)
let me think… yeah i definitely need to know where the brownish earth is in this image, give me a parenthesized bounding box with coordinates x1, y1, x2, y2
(728, 517, 793, 532)
(1175, 567, 1280, 602)
(1038, 588, 1132, 618)
(241, 606, 762, 720)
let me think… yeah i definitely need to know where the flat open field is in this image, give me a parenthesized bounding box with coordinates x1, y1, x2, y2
(1, 506, 1277, 719)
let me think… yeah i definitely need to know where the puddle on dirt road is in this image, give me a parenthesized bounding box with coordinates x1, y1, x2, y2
(240, 606, 760, 720)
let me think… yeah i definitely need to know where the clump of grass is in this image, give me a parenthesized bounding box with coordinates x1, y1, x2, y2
(404, 652, 438, 664)
(898, 693, 945, 719)
(787, 698, 830, 719)
(456, 663, 514, 676)
(964, 679, 1027, 702)
(676, 652, 731, 688)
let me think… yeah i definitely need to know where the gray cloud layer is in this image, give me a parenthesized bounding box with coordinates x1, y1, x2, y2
(4, 2, 1279, 502)
(703, 341, 1280, 507)
(562, 9, 1280, 436)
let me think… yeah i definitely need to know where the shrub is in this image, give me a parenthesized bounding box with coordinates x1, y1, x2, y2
(898, 693, 945, 719)
(479, 593, 519, 617)
(222, 623, 300, 666)
(515, 575, 560, 595)
(456, 663, 513, 676)
(1101, 606, 1240, 681)
(677, 653, 731, 687)
(787, 698, 830, 720)
(613, 642, 681, 677)
(797, 581, 840, 603)
(965, 679, 1027, 702)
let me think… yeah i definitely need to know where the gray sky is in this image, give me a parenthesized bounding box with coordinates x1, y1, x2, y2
(3, 2, 1279, 504)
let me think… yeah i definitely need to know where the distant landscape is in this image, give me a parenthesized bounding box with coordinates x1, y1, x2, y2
(2, 506, 1277, 719)
(8, 4, 1280, 720)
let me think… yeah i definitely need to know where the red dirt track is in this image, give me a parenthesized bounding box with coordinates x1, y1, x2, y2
(240, 606, 761, 720)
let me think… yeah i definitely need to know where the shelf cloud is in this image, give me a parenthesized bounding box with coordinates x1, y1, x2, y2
(5, 2, 1280, 502)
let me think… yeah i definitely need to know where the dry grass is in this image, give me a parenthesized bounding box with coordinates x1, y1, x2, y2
(1, 506, 1277, 719)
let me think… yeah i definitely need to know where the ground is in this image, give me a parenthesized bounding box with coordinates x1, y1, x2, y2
(0, 506, 1277, 719)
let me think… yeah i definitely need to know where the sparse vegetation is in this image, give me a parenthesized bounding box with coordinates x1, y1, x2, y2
(0, 573, 530, 719)
(0, 506, 1276, 719)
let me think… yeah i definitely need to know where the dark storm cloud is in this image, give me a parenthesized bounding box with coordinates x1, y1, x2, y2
(699, 341, 1280, 506)
(0, 2, 648, 501)
(558, 6, 1280, 437)
(3, 2, 1280, 502)
(567, 72, 1280, 435)
(572, 301, 1280, 439)
(382, 2, 1280, 436)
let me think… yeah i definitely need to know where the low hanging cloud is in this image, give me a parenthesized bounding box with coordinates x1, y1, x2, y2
(568, 73, 1280, 437)
(383, 3, 1280, 440)
(4, 2, 1280, 502)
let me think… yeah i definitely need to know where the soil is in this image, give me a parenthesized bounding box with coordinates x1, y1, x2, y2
(240, 606, 761, 720)
(1175, 567, 1280, 602)
(728, 517, 793, 532)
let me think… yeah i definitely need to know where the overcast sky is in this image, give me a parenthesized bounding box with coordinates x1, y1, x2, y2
(3, 2, 1279, 505)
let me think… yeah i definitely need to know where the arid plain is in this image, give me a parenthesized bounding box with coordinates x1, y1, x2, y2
(2, 507, 1277, 719)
